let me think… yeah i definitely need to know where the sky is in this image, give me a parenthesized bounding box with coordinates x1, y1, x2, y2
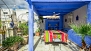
(0, 0, 29, 9)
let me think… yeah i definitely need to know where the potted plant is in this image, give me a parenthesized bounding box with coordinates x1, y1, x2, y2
(35, 28, 40, 36)
(19, 22, 28, 35)
(2, 36, 23, 51)
(70, 24, 91, 50)
(19, 22, 28, 45)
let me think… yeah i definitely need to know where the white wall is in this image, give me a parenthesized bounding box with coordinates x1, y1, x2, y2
(1, 9, 13, 16)
(64, 13, 71, 28)
(43, 19, 45, 30)
(64, 5, 87, 28)
(73, 5, 87, 25)
(33, 12, 39, 33)
(15, 9, 28, 22)
(0, 9, 14, 38)
(40, 19, 45, 33)
(15, 9, 39, 33)
(0, 9, 13, 29)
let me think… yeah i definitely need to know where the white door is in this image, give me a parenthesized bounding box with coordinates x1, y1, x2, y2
(0, 34, 2, 48)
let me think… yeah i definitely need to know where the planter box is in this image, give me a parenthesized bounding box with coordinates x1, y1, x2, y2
(8, 42, 19, 51)
(22, 35, 28, 45)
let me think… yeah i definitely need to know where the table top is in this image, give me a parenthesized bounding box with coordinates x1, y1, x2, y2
(53, 38, 61, 42)
(51, 30, 61, 34)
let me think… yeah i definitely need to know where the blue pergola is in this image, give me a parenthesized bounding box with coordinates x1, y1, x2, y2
(26, 0, 91, 51)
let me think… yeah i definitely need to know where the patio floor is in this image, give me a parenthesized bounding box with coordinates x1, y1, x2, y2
(35, 38, 80, 51)
(17, 36, 81, 51)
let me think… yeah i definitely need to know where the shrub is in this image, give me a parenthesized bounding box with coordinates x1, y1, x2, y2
(70, 24, 91, 40)
(2, 36, 23, 48)
(36, 28, 40, 33)
(19, 22, 28, 35)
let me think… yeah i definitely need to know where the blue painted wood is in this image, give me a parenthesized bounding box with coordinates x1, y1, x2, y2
(26, 0, 34, 50)
(68, 1, 91, 46)
(26, 0, 32, 8)
(85, 2, 91, 48)
(45, 19, 60, 30)
(45, 19, 48, 30)
(87, 2, 91, 24)
(31, 0, 91, 2)
(28, 6, 34, 51)
(67, 29, 82, 47)
(85, 36, 91, 48)
(32, 2, 89, 16)
(26, 0, 34, 51)
(33, 5, 39, 16)
(59, 15, 63, 30)
(68, 29, 91, 48)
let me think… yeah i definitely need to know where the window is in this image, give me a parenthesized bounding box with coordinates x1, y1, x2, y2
(76, 15, 79, 20)
(65, 19, 67, 22)
(3, 12, 8, 14)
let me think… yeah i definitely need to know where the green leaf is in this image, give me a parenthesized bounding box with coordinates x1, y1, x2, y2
(2, 36, 24, 48)
(19, 22, 28, 35)
(70, 24, 91, 40)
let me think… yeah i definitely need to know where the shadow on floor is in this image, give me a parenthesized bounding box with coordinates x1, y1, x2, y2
(67, 42, 80, 51)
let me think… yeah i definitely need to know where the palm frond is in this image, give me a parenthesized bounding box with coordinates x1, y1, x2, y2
(70, 24, 91, 39)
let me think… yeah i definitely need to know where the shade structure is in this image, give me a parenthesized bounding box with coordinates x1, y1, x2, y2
(26, 0, 91, 51)
(31, 1, 90, 16)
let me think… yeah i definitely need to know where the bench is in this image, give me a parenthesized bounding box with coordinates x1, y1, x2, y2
(67, 29, 91, 49)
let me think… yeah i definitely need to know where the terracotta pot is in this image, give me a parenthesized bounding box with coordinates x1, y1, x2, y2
(35, 32, 40, 36)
